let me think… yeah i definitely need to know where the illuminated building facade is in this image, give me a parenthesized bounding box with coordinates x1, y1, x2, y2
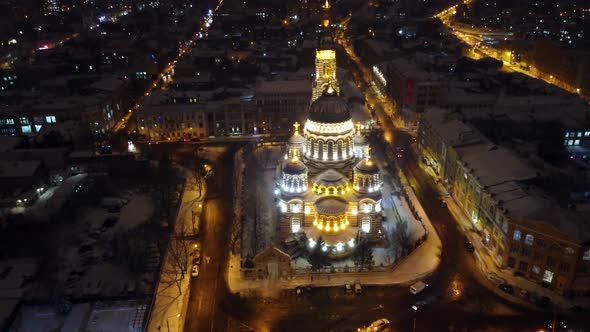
(276, 87, 383, 257)
(311, 0, 339, 103)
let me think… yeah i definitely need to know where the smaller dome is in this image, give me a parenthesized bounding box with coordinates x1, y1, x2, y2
(288, 133, 305, 145)
(315, 197, 348, 215)
(313, 169, 348, 187)
(353, 134, 367, 146)
(283, 158, 307, 174)
(355, 158, 379, 174)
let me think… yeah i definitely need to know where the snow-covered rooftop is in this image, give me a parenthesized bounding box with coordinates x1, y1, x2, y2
(456, 145, 537, 187)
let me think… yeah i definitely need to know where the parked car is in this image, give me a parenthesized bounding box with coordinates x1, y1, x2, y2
(345, 281, 353, 293)
(354, 280, 362, 294)
(410, 281, 428, 295)
(368, 318, 390, 331)
(191, 265, 199, 278)
(465, 241, 475, 252)
(412, 300, 427, 311)
(499, 284, 514, 294)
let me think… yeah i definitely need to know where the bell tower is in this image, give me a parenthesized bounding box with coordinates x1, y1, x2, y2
(311, 0, 339, 104)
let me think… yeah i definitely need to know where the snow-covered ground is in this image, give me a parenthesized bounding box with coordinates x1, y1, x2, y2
(51, 187, 159, 299)
(241, 146, 284, 257)
(10, 301, 147, 332)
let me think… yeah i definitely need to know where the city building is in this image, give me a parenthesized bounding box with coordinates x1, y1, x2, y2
(43, 0, 60, 16)
(418, 108, 590, 295)
(135, 88, 257, 140)
(255, 79, 312, 131)
(275, 87, 383, 257)
(0, 76, 131, 136)
(385, 58, 443, 126)
(311, 0, 339, 103)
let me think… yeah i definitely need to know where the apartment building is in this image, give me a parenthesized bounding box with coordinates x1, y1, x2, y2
(418, 108, 590, 295)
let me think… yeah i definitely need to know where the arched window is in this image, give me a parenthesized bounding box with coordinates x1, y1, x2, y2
(327, 141, 334, 160)
(290, 203, 301, 213)
(524, 234, 534, 246)
(362, 202, 372, 213)
(361, 216, 371, 233)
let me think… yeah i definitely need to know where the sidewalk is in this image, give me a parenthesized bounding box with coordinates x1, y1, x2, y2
(146, 177, 206, 332)
(412, 144, 581, 310)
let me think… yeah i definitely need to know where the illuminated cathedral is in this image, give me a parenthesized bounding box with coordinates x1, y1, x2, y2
(275, 85, 383, 257)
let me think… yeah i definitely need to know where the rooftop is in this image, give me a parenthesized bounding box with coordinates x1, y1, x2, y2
(455, 144, 538, 188)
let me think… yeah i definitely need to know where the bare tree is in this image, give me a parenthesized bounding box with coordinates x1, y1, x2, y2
(352, 237, 373, 272)
(387, 219, 411, 261)
(187, 155, 212, 198)
(154, 155, 182, 228)
(162, 233, 191, 294)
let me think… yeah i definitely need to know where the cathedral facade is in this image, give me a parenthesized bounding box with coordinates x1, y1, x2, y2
(275, 87, 383, 257)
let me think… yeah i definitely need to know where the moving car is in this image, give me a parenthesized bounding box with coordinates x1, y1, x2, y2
(412, 300, 427, 311)
(410, 281, 428, 295)
(191, 265, 199, 278)
(368, 318, 390, 331)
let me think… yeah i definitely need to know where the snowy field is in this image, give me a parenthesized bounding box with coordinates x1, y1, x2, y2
(241, 146, 284, 257)
(44, 177, 166, 300)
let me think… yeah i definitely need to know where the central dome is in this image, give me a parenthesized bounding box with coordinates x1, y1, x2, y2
(308, 91, 351, 124)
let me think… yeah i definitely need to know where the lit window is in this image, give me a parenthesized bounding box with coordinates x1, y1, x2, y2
(513, 230, 522, 241)
(583, 249, 590, 261)
(46, 115, 56, 123)
(35, 125, 42, 132)
(502, 221, 508, 234)
(574, 139, 580, 146)
(19, 117, 29, 125)
(564, 247, 574, 255)
(291, 203, 301, 213)
(361, 216, 371, 233)
(532, 265, 540, 274)
(524, 234, 534, 246)
(291, 217, 300, 233)
(21, 125, 31, 133)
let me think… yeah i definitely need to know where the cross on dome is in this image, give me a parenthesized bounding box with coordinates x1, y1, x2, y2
(293, 122, 300, 135)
